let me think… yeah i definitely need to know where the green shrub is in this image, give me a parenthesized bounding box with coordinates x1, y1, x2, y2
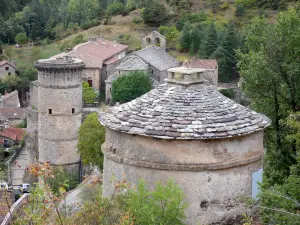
(142, 0, 168, 25)
(77, 112, 105, 169)
(219, 88, 235, 99)
(72, 34, 85, 45)
(68, 179, 187, 225)
(106, 2, 125, 16)
(46, 167, 79, 196)
(17, 118, 27, 128)
(112, 71, 152, 103)
(15, 33, 28, 45)
(82, 81, 97, 104)
(132, 16, 143, 24)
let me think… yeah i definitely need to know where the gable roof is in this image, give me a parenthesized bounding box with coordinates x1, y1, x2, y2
(188, 57, 218, 70)
(116, 55, 148, 71)
(0, 128, 25, 141)
(51, 39, 128, 69)
(133, 46, 178, 71)
(0, 108, 26, 119)
(0, 60, 16, 68)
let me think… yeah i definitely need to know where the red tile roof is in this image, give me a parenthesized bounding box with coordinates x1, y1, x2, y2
(188, 57, 218, 70)
(52, 39, 127, 69)
(0, 60, 16, 69)
(0, 128, 25, 141)
(0, 108, 26, 119)
(104, 57, 119, 65)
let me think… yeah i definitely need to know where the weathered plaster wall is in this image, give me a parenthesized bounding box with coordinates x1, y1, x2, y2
(102, 129, 264, 224)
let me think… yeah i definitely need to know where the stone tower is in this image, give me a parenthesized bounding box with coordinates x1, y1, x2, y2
(100, 67, 270, 224)
(34, 56, 85, 175)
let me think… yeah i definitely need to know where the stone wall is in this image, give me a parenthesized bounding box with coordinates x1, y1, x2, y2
(142, 32, 167, 51)
(82, 68, 100, 91)
(102, 129, 264, 225)
(0, 91, 20, 108)
(148, 65, 166, 83)
(29, 81, 38, 108)
(26, 108, 38, 165)
(38, 69, 82, 174)
(0, 64, 15, 78)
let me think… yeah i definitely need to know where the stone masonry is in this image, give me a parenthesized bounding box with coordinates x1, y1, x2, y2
(100, 66, 271, 225)
(32, 56, 85, 176)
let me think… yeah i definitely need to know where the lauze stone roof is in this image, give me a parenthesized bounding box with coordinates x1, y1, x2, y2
(100, 84, 270, 139)
(133, 46, 178, 71)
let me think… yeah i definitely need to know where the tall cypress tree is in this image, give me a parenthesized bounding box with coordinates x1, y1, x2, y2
(180, 24, 190, 52)
(200, 22, 218, 58)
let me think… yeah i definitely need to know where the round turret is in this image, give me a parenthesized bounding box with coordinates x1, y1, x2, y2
(35, 56, 85, 175)
(100, 66, 270, 225)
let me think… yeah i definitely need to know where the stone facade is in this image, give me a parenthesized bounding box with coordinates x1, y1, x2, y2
(28, 56, 85, 176)
(105, 55, 149, 103)
(0, 61, 16, 78)
(142, 31, 167, 51)
(0, 91, 20, 108)
(100, 66, 270, 225)
(133, 46, 179, 83)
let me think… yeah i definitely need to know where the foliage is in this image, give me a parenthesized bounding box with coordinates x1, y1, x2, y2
(237, 4, 300, 224)
(180, 24, 190, 52)
(69, 177, 188, 225)
(77, 112, 105, 169)
(260, 112, 300, 224)
(72, 34, 85, 45)
(219, 88, 235, 99)
(46, 167, 79, 196)
(17, 118, 27, 128)
(82, 81, 96, 104)
(142, 0, 168, 25)
(111, 71, 152, 103)
(106, 1, 125, 16)
(15, 33, 28, 45)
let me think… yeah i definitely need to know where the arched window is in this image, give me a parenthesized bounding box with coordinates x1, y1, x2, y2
(146, 37, 151, 43)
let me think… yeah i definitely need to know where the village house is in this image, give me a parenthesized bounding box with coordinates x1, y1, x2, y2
(105, 55, 148, 103)
(0, 60, 16, 78)
(52, 37, 128, 92)
(0, 108, 26, 127)
(99, 66, 270, 225)
(141, 31, 167, 51)
(0, 127, 25, 147)
(187, 57, 218, 87)
(0, 90, 20, 108)
(132, 46, 179, 83)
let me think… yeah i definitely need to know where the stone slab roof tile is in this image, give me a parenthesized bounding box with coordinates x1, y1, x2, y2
(133, 46, 179, 71)
(99, 84, 271, 140)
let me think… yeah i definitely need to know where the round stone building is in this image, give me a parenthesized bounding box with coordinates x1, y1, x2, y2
(34, 56, 85, 174)
(99, 67, 270, 224)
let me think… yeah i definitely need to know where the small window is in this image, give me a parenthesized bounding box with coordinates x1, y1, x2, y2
(171, 72, 175, 79)
(151, 70, 153, 75)
(72, 108, 75, 114)
(5, 67, 9, 71)
(110, 87, 112, 92)
(8, 72, 11, 75)
(48, 109, 52, 114)
(197, 72, 201, 79)
(155, 37, 160, 44)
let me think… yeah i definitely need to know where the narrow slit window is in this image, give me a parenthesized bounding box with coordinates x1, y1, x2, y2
(72, 108, 75, 114)
(48, 109, 52, 114)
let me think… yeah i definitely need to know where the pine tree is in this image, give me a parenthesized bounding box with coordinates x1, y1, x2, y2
(180, 24, 190, 52)
(200, 22, 218, 58)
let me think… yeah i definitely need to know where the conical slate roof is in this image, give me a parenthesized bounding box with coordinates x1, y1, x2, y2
(99, 84, 270, 140)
